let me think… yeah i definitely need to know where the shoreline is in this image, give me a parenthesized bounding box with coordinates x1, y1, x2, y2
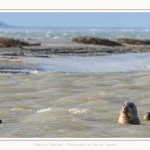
(1, 40, 150, 57)
(1, 40, 150, 73)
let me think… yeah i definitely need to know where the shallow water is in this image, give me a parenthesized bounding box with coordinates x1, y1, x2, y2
(1, 54, 150, 138)
(36, 53, 150, 73)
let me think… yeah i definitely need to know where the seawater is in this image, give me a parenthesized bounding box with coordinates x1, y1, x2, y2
(1, 27, 150, 40)
(1, 28, 150, 138)
(1, 54, 150, 137)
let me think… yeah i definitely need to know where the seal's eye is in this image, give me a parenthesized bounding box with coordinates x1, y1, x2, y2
(130, 105, 133, 108)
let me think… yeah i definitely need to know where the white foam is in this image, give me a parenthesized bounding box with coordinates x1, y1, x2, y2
(36, 108, 51, 113)
(30, 70, 38, 74)
(11, 108, 24, 111)
(69, 108, 87, 114)
(11, 108, 33, 112)
(53, 36, 59, 39)
(1, 28, 150, 41)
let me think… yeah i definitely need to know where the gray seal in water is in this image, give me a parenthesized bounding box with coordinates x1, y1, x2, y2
(0, 119, 2, 127)
(118, 102, 141, 125)
(143, 112, 150, 121)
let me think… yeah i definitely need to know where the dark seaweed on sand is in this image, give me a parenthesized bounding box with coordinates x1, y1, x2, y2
(0, 37, 41, 48)
(72, 36, 122, 46)
(116, 38, 150, 45)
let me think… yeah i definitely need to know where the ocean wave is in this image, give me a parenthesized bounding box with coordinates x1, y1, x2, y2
(11, 108, 34, 112)
(36, 108, 51, 113)
(1, 28, 150, 40)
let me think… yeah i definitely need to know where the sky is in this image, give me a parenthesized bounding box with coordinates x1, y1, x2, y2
(0, 12, 150, 28)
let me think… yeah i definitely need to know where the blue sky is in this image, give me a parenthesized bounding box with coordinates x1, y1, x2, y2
(0, 12, 150, 28)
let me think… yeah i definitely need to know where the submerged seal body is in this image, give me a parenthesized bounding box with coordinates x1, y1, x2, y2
(118, 102, 141, 125)
(143, 112, 150, 121)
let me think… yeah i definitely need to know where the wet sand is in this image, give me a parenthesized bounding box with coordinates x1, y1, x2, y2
(0, 56, 40, 73)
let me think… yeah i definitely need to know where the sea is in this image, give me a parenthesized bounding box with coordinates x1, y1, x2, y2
(1, 27, 150, 138)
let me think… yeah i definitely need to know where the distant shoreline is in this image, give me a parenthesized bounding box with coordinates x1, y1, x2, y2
(1, 39, 150, 57)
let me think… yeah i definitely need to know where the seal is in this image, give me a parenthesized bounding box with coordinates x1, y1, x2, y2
(143, 112, 150, 121)
(118, 102, 141, 125)
(0, 119, 2, 127)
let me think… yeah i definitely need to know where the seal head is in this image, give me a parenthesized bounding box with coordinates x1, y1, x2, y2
(118, 102, 141, 125)
(143, 112, 150, 121)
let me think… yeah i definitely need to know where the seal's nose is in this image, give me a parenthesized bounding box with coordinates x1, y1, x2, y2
(123, 106, 127, 112)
